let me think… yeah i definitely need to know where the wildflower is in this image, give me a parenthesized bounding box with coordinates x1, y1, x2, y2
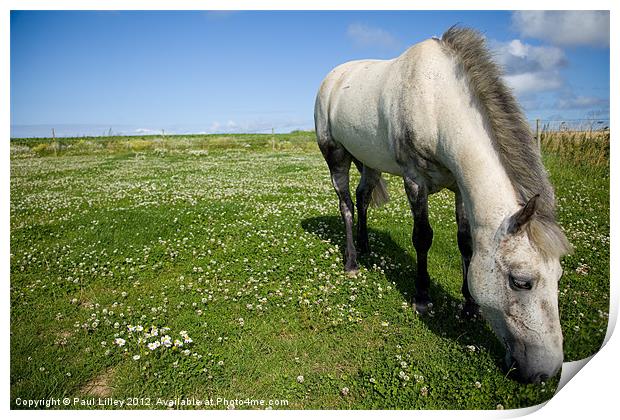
(114, 338, 126, 347)
(496, 404, 504, 410)
(381, 321, 389, 327)
(296, 375, 304, 383)
(466, 345, 476, 352)
(133, 355, 140, 361)
(369, 377, 376, 384)
(575, 263, 590, 275)
(147, 341, 160, 351)
(341, 387, 349, 396)
(420, 386, 428, 397)
(161, 335, 172, 347)
(174, 339, 183, 347)
(475, 381, 482, 389)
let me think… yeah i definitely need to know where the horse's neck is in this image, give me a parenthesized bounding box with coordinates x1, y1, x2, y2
(445, 121, 519, 247)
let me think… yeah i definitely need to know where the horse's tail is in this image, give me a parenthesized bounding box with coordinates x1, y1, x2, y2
(371, 176, 390, 207)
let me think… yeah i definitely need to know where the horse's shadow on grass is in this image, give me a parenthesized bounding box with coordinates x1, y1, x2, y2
(301, 215, 505, 366)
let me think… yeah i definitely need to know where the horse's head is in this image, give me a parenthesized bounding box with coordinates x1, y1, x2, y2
(468, 195, 571, 383)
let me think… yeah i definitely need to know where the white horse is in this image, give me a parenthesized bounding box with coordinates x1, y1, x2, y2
(314, 26, 572, 384)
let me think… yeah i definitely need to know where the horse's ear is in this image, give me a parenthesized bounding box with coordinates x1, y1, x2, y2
(508, 194, 540, 234)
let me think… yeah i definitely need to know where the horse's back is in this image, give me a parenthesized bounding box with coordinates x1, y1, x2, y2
(315, 58, 402, 175)
(315, 38, 451, 178)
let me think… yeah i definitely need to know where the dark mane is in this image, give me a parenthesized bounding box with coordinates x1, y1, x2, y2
(440, 26, 571, 258)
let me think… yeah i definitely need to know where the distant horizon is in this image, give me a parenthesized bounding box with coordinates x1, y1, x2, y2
(10, 116, 611, 140)
(10, 122, 315, 139)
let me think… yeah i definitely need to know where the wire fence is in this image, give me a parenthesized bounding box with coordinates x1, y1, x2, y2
(528, 118, 610, 132)
(526, 118, 610, 151)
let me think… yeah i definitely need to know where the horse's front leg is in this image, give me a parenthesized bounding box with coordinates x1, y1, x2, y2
(455, 191, 479, 318)
(403, 177, 433, 314)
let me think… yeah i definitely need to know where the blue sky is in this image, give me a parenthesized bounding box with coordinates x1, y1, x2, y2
(10, 10, 610, 137)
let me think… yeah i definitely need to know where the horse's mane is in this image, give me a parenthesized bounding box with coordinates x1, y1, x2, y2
(440, 26, 572, 258)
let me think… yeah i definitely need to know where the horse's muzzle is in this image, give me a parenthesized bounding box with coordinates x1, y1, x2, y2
(505, 353, 562, 384)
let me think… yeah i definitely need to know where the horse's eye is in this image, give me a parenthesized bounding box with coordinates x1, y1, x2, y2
(509, 275, 532, 291)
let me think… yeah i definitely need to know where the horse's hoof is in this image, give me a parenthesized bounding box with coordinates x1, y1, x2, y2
(414, 299, 432, 315)
(461, 302, 480, 319)
(345, 268, 359, 278)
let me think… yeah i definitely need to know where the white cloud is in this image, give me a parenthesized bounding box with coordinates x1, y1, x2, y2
(491, 39, 565, 94)
(490, 35, 608, 117)
(134, 128, 159, 135)
(503, 72, 563, 95)
(512, 11, 610, 47)
(493, 39, 566, 73)
(204, 116, 313, 134)
(556, 95, 609, 110)
(347, 23, 399, 50)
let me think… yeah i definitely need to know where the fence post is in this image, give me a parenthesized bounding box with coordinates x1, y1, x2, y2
(52, 128, 58, 157)
(535, 119, 541, 150)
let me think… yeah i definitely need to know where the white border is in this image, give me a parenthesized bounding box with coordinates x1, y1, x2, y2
(3, 1, 616, 419)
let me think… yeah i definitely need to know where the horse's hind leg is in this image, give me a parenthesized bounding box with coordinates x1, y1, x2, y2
(355, 164, 382, 254)
(319, 141, 359, 275)
(455, 191, 479, 318)
(403, 177, 433, 314)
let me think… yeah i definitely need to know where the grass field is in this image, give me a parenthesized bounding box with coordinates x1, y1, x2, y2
(10, 131, 609, 409)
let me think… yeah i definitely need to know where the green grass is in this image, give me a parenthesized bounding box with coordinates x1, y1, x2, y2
(10, 132, 609, 409)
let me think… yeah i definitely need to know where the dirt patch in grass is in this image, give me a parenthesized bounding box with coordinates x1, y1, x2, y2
(54, 331, 73, 347)
(80, 368, 116, 397)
